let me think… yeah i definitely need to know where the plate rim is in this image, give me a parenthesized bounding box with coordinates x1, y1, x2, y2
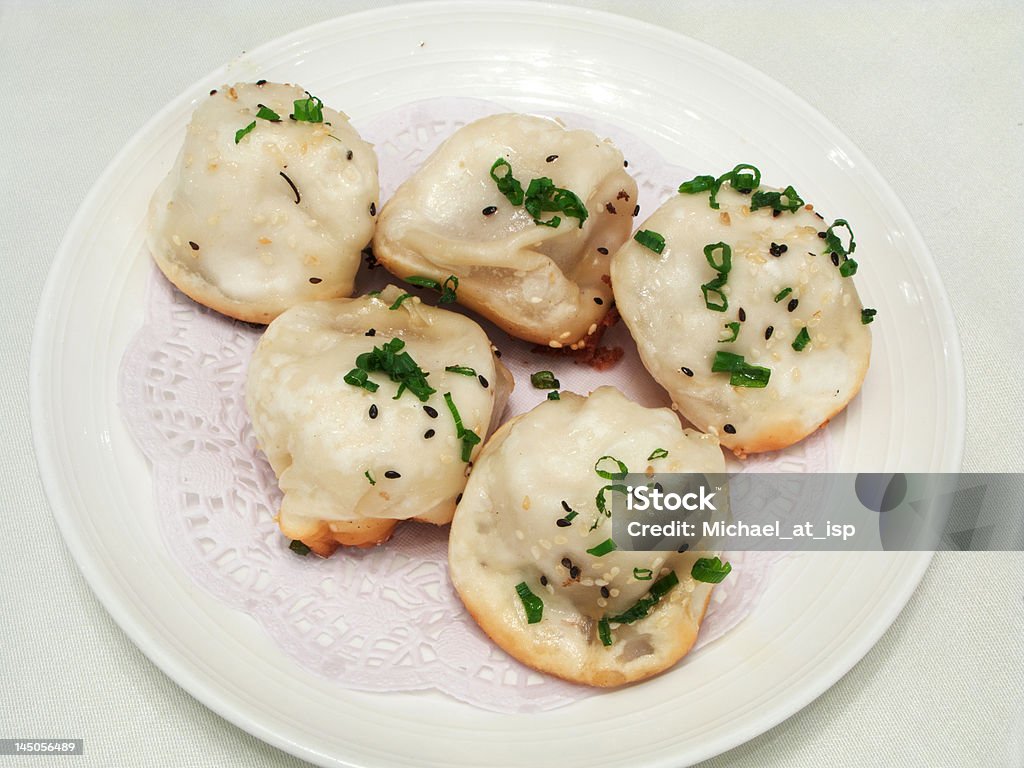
(30, 2, 965, 767)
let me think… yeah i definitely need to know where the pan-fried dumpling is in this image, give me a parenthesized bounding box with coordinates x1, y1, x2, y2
(246, 286, 512, 556)
(448, 386, 725, 687)
(611, 166, 872, 455)
(372, 113, 637, 347)
(148, 82, 379, 324)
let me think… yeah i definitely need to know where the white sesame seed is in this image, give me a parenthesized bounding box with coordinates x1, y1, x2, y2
(530, 546, 541, 560)
(597, 597, 608, 608)
(515, 530, 525, 541)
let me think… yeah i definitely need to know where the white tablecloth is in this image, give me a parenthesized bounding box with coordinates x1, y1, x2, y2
(2, 1, 1022, 766)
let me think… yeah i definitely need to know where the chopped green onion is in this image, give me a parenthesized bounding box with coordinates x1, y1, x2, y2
(289, 539, 311, 556)
(719, 321, 741, 343)
(444, 365, 477, 377)
(701, 274, 729, 312)
(839, 259, 858, 277)
(530, 370, 560, 389)
(691, 556, 732, 583)
(633, 567, 653, 581)
(594, 455, 628, 481)
(234, 121, 256, 144)
(586, 538, 618, 557)
(442, 391, 480, 462)
(489, 158, 524, 206)
(364, 470, 376, 486)
(711, 350, 772, 388)
(634, 229, 666, 254)
(728, 163, 762, 192)
(750, 185, 804, 213)
(389, 293, 415, 310)
(291, 93, 324, 123)
(546, 390, 561, 401)
(792, 327, 811, 351)
(525, 176, 589, 229)
(678, 164, 763, 210)
(703, 242, 733, 273)
(593, 484, 628, 526)
(439, 275, 459, 304)
(343, 368, 380, 393)
(678, 174, 717, 195)
(861, 308, 877, 325)
(647, 448, 669, 461)
(824, 219, 856, 259)
(255, 104, 281, 122)
(598, 617, 613, 646)
(515, 581, 544, 624)
(700, 242, 733, 312)
(405, 275, 441, 290)
(606, 571, 679, 624)
(774, 287, 793, 303)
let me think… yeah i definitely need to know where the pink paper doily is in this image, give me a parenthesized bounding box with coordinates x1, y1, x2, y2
(118, 98, 832, 713)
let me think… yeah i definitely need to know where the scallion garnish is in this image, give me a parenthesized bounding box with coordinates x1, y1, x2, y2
(524, 176, 589, 229)
(490, 158, 525, 205)
(444, 365, 477, 377)
(389, 293, 415, 310)
(648, 449, 669, 462)
(774, 287, 793, 303)
(255, 104, 281, 122)
(633, 567, 653, 581)
(234, 121, 256, 144)
(861, 308, 877, 325)
(606, 571, 679, 624)
(515, 581, 544, 624)
(592, 484, 628, 529)
(291, 92, 324, 123)
(547, 391, 561, 401)
(289, 539, 311, 556)
(530, 370, 560, 389)
(598, 617, 613, 646)
(442, 391, 481, 462)
(677, 175, 717, 195)
(700, 242, 733, 312)
(594, 455, 628, 481)
(691, 556, 732, 583)
(792, 327, 811, 351)
(405, 275, 441, 289)
(586, 538, 618, 557)
(711, 350, 771, 388)
(348, 338, 436, 402)
(404, 274, 459, 304)
(839, 259, 858, 277)
(364, 470, 376, 486)
(633, 229, 666, 254)
(343, 368, 379, 393)
(750, 185, 804, 214)
(678, 163, 763, 209)
(824, 219, 856, 259)
(719, 321, 741, 343)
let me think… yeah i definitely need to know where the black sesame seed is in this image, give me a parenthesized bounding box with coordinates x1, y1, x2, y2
(346, 149, 353, 160)
(456, 492, 463, 504)
(209, 89, 217, 95)
(723, 423, 736, 434)
(546, 154, 559, 162)
(788, 298, 799, 312)
(597, 247, 609, 255)
(369, 404, 378, 419)
(561, 500, 572, 513)
(309, 277, 322, 284)
(256, 79, 267, 86)
(594, 297, 604, 305)
(540, 575, 549, 586)
(384, 470, 401, 479)
(769, 242, 788, 257)
(605, 202, 617, 214)
(556, 518, 571, 528)
(817, 231, 827, 239)
(561, 557, 572, 569)
(765, 326, 774, 340)
(494, 349, 502, 358)
(482, 205, 498, 216)
(831, 252, 840, 266)
(600, 586, 610, 598)
(423, 405, 438, 418)
(738, 307, 746, 322)
(369, 202, 377, 216)
(188, 241, 199, 251)
(424, 429, 435, 439)
(772, 209, 781, 218)
(365, 328, 376, 337)
(681, 366, 694, 377)
(478, 374, 489, 389)
(633, 204, 640, 217)
(623, 160, 629, 168)
(677, 542, 690, 553)
(569, 565, 581, 580)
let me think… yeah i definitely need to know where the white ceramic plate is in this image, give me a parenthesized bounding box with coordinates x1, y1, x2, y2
(31, 3, 965, 767)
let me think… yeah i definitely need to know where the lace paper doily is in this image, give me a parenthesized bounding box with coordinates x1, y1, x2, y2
(119, 98, 832, 713)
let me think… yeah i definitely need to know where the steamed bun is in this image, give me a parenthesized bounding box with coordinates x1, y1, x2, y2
(246, 286, 512, 555)
(448, 386, 725, 687)
(148, 82, 379, 324)
(372, 113, 637, 347)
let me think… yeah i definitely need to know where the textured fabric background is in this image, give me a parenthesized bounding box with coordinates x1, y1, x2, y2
(2, 1, 1022, 766)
